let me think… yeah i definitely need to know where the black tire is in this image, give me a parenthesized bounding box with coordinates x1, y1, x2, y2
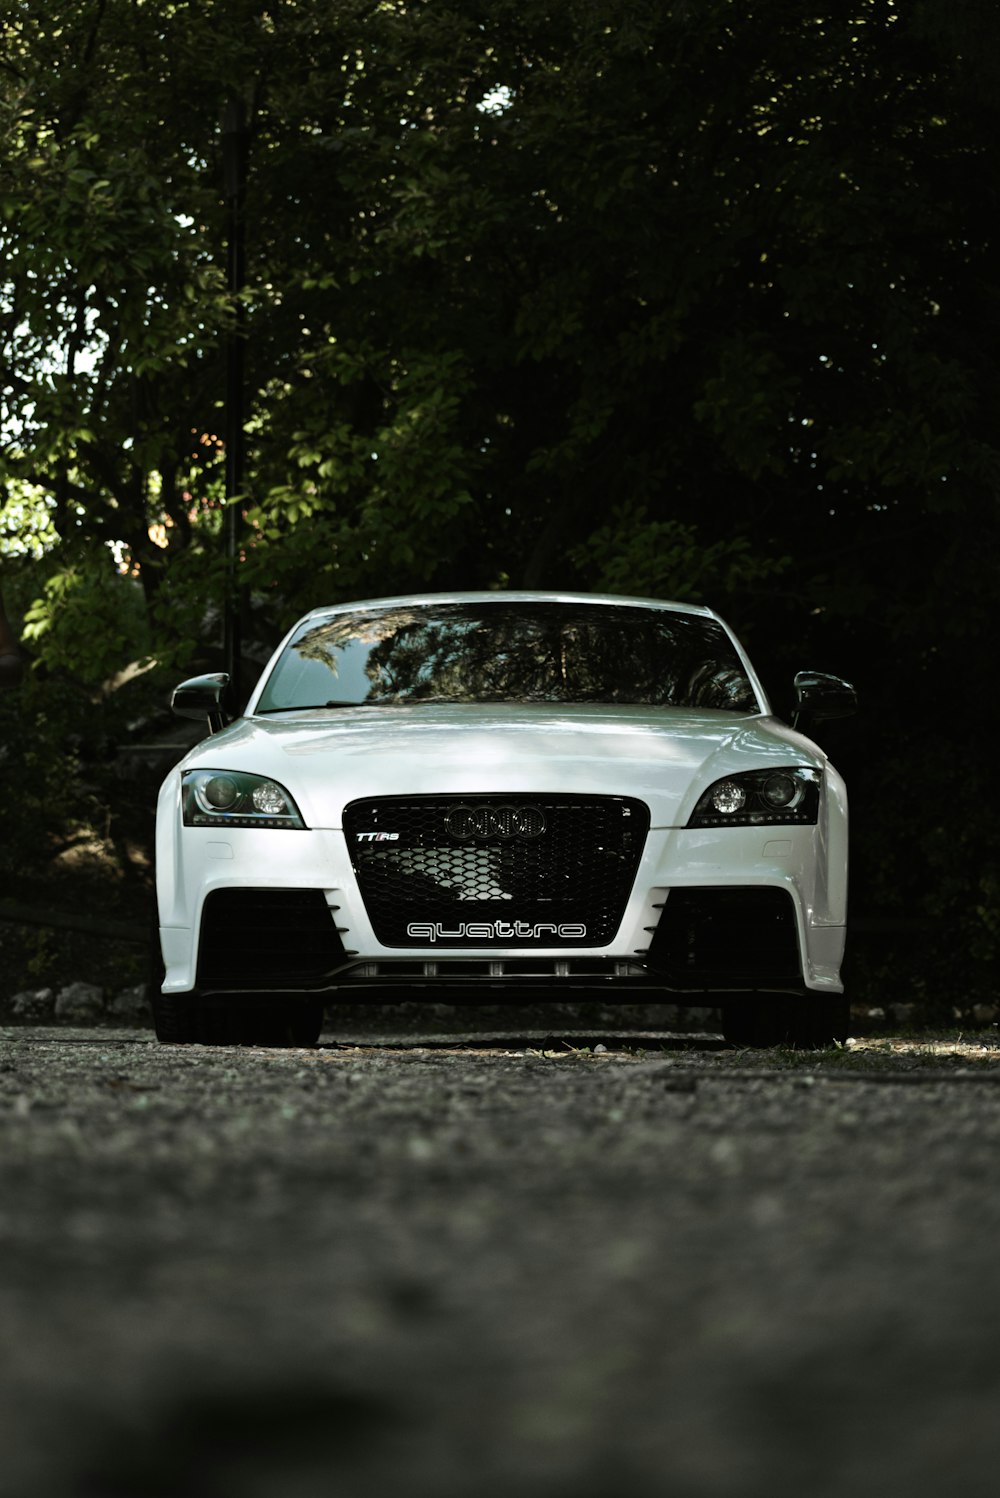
(243, 998, 326, 1047)
(151, 991, 201, 1044)
(787, 995, 850, 1049)
(720, 997, 788, 1049)
(721, 994, 849, 1050)
(152, 994, 324, 1047)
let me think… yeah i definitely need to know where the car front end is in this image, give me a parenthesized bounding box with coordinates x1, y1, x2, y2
(154, 593, 854, 1047)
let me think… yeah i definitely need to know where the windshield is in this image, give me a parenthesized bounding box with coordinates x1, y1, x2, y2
(255, 601, 759, 713)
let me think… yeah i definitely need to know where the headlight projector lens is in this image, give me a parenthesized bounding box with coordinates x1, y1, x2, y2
(762, 773, 797, 809)
(203, 775, 239, 810)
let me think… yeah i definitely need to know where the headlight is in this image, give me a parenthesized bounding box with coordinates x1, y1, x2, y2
(688, 768, 820, 827)
(182, 770, 307, 829)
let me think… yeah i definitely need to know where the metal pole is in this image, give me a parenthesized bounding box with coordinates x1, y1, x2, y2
(222, 97, 248, 696)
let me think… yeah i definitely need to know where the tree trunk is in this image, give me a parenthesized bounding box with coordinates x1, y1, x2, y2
(0, 589, 24, 689)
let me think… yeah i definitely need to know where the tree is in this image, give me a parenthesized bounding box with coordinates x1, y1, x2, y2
(4, 2, 997, 635)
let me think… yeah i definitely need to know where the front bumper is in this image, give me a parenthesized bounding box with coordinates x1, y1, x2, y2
(157, 817, 847, 1000)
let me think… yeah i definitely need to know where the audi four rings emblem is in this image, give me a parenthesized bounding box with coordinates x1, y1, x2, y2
(445, 804, 547, 840)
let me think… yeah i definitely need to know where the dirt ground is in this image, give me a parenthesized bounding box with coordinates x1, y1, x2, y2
(3, 1025, 1000, 1498)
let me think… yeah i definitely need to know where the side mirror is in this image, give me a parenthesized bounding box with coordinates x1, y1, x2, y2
(792, 670, 857, 727)
(171, 673, 233, 734)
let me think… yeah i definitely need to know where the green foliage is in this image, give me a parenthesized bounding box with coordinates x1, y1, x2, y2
(0, 483, 59, 558)
(20, 547, 149, 686)
(571, 505, 791, 606)
(0, 672, 95, 878)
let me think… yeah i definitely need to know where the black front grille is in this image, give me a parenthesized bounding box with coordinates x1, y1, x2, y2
(197, 888, 347, 989)
(647, 887, 802, 988)
(344, 795, 649, 947)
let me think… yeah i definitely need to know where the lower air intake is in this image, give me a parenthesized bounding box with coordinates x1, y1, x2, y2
(647, 886, 802, 987)
(197, 888, 346, 988)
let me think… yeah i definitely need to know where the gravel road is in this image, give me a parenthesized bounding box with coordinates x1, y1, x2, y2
(3, 1025, 1000, 1498)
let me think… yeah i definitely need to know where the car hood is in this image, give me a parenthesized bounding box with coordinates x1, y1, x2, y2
(181, 703, 827, 829)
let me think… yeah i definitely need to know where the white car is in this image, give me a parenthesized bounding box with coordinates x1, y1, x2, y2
(154, 592, 855, 1048)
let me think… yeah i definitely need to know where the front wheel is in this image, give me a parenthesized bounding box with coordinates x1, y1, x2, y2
(151, 994, 325, 1047)
(721, 995, 849, 1050)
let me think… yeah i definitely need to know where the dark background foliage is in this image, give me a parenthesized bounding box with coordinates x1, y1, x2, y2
(2, 0, 996, 1007)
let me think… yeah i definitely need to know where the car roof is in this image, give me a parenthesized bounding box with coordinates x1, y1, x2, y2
(299, 591, 719, 623)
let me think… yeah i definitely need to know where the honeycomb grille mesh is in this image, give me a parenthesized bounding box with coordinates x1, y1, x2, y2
(344, 795, 649, 947)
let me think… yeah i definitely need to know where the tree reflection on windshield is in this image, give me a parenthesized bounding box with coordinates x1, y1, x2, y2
(256, 602, 758, 713)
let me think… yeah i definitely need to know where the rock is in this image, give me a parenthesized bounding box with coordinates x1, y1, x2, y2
(107, 984, 153, 1026)
(10, 988, 55, 1022)
(54, 982, 105, 1024)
